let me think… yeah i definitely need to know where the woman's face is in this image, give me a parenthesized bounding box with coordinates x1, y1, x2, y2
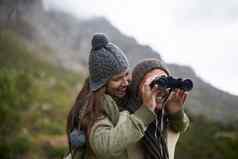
(106, 70, 131, 98)
(139, 69, 169, 108)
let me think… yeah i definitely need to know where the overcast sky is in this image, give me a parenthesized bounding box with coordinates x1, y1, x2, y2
(44, 0, 238, 96)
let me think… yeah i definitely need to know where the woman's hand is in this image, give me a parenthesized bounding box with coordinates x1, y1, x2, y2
(165, 89, 188, 113)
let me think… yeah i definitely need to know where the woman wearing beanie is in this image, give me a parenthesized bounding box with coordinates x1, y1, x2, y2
(66, 34, 161, 159)
(120, 59, 190, 159)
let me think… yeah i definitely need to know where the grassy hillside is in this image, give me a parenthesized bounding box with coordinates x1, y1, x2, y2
(176, 114, 238, 159)
(0, 30, 82, 159)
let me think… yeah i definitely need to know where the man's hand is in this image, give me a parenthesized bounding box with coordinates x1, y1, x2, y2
(165, 89, 188, 113)
(141, 83, 159, 112)
(139, 69, 169, 112)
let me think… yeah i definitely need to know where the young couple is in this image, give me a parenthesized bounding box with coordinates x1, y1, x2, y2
(66, 33, 190, 159)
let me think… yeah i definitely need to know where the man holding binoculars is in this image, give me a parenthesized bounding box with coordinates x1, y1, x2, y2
(119, 59, 191, 159)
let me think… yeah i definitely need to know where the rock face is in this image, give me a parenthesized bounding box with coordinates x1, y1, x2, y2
(0, 0, 43, 25)
(0, 0, 44, 39)
(1, 0, 237, 122)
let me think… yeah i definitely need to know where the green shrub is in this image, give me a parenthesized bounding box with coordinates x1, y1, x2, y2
(0, 69, 33, 158)
(44, 145, 67, 159)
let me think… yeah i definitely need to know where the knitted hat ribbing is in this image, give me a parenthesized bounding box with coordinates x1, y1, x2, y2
(130, 58, 170, 98)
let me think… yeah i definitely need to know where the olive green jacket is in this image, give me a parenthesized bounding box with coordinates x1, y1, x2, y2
(84, 95, 189, 159)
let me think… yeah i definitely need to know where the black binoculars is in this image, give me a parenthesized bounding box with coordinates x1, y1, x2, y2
(150, 76, 193, 91)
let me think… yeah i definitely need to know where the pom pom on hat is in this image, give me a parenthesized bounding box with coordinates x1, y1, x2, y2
(91, 33, 109, 50)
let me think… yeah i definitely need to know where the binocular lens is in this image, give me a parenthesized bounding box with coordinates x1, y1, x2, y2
(182, 79, 193, 91)
(150, 76, 193, 91)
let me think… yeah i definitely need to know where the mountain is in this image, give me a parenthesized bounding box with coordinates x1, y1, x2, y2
(168, 64, 238, 121)
(21, 10, 238, 122)
(1, 0, 237, 122)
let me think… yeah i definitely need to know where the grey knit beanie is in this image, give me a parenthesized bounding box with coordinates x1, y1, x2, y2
(130, 58, 170, 98)
(89, 33, 129, 91)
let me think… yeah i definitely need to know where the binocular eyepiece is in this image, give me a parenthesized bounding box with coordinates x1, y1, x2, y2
(150, 76, 193, 91)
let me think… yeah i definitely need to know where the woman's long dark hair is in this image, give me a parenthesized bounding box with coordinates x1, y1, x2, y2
(66, 78, 105, 153)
